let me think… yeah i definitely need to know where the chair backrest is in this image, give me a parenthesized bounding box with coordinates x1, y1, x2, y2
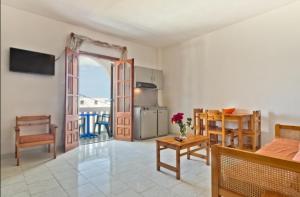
(251, 110, 261, 134)
(96, 113, 110, 123)
(16, 115, 51, 133)
(79, 116, 86, 125)
(206, 110, 222, 121)
(101, 114, 110, 122)
(193, 108, 204, 135)
(205, 110, 223, 132)
(275, 124, 300, 140)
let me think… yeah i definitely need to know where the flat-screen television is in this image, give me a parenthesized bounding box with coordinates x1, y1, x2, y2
(10, 48, 55, 75)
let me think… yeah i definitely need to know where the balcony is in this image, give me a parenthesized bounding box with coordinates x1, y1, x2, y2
(79, 106, 111, 144)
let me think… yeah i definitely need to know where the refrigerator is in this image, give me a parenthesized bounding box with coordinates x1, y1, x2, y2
(134, 106, 169, 140)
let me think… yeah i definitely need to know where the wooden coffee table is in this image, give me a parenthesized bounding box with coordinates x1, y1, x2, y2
(156, 135, 210, 180)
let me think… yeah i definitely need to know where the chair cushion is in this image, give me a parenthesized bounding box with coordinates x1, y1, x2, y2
(19, 134, 54, 144)
(293, 150, 300, 162)
(223, 108, 235, 114)
(256, 138, 299, 160)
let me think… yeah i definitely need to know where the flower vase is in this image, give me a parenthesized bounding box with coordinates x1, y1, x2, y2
(179, 127, 187, 140)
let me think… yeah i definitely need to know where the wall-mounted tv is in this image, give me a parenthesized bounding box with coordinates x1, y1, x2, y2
(10, 48, 55, 75)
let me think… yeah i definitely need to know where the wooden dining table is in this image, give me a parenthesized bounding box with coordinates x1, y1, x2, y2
(223, 113, 252, 149)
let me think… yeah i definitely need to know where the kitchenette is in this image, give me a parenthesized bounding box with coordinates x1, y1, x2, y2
(133, 66, 169, 140)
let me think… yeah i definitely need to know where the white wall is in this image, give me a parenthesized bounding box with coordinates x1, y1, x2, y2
(1, 5, 159, 155)
(162, 1, 300, 144)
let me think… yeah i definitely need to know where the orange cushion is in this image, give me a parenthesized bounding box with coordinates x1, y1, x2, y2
(293, 151, 300, 162)
(223, 108, 235, 114)
(256, 138, 299, 160)
(19, 134, 54, 144)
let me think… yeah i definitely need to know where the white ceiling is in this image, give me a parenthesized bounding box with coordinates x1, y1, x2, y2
(2, 0, 297, 47)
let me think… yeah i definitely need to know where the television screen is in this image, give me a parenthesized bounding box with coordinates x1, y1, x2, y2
(9, 48, 55, 75)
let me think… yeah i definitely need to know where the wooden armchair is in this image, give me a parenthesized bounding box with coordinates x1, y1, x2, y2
(15, 115, 57, 166)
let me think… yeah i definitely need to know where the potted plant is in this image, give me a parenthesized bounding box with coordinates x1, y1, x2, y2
(171, 113, 193, 139)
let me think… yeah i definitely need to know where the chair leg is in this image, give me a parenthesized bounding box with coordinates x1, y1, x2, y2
(105, 125, 110, 137)
(221, 134, 225, 147)
(258, 133, 261, 149)
(93, 124, 96, 134)
(15, 145, 17, 158)
(230, 133, 234, 147)
(108, 126, 112, 137)
(98, 124, 102, 135)
(16, 147, 20, 166)
(53, 143, 56, 159)
(253, 135, 257, 152)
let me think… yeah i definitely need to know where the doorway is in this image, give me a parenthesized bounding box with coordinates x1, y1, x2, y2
(78, 53, 115, 145)
(64, 44, 134, 151)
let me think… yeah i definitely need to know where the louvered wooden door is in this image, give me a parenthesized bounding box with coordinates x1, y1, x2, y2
(114, 59, 134, 141)
(64, 48, 79, 151)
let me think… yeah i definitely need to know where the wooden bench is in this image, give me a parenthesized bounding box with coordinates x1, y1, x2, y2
(15, 115, 57, 166)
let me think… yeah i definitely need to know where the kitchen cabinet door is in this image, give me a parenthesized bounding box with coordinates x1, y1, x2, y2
(158, 109, 169, 136)
(153, 70, 163, 90)
(141, 110, 157, 139)
(134, 66, 153, 84)
(134, 66, 163, 89)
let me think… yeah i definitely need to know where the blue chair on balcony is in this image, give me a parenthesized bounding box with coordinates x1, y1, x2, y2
(94, 114, 112, 137)
(79, 116, 86, 138)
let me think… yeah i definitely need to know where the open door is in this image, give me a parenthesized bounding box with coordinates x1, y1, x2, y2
(64, 48, 79, 151)
(114, 59, 134, 141)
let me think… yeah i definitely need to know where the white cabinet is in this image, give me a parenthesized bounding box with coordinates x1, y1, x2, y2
(158, 108, 169, 136)
(153, 69, 163, 90)
(134, 67, 152, 84)
(134, 66, 163, 89)
(140, 109, 158, 139)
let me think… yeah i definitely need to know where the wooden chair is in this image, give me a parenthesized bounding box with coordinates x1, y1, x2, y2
(240, 110, 261, 151)
(205, 110, 234, 146)
(15, 115, 57, 166)
(193, 108, 205, 135)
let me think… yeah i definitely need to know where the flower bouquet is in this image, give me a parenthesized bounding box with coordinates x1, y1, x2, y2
(171, 113, 193, 139)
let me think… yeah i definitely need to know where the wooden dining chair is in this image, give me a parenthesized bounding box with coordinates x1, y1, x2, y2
(240, 110, 261, 151)
(193, 108, 205, 135)
(205, 110, 234, 146)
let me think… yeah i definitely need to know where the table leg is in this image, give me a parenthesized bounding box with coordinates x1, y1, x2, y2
(87, 114, 90, 137)
(238, 118, 243, 149)
(187, 147, 190, 160)
(206, 141, 210, 165)
(176, 147, 180, 180)
(156, 142, 160, 171)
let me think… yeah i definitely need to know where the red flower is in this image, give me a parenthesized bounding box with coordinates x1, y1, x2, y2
(171, 113, 184, 123)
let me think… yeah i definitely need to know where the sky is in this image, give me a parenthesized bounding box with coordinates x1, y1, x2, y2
(79, 56, 110, 98)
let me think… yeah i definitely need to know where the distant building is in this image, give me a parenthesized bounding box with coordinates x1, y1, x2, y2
(79, 97, 110, 108)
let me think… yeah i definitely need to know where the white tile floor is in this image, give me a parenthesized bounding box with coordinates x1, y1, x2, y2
(1, 139, 211, 197)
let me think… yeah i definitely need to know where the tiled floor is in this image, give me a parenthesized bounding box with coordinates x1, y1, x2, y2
(1, 138, 211, 197)
(80, 132, 112, 145)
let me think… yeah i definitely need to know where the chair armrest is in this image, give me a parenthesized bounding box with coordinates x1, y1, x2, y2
(50, 124, 58, 135)
(15, 126, 20, 132)
(15, 126, 20, 144)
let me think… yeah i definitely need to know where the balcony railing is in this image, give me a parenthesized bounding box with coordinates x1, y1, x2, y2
(79, 107, 110, 136)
